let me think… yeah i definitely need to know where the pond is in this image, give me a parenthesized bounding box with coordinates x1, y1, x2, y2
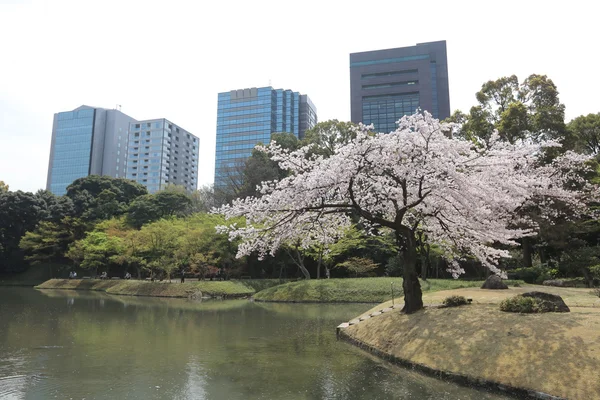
(0, 288, 511, 399)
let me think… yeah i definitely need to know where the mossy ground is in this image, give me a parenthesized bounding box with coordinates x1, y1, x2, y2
(344, 285, 600, 400)
(253, 278, 524, 303)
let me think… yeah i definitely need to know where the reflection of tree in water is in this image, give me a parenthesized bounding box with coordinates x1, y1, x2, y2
(1, 290, 511, 400)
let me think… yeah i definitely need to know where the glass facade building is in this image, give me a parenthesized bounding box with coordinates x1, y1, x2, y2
(47, 106, 199, 196)
(48, 108, 95, 195)
(214, 87, 317, 188)
(126, 119, 199, 194)
(46, 106, 136, 196)
(350, 41, 450, 133)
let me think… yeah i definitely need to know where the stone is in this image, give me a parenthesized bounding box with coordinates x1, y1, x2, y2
(359, 315, 371, 321)
(370, 312, 382, 317)
(336, 323, 349, 339)
(481, 275, 509, 290)
(349, 319, 360, 325)
(542, 279, 584, 288)
(521, 291, 570, 313)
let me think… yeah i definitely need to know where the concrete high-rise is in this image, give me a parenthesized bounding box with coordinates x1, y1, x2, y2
(214, 86, 317, 188)
(350, 41, 450, 133)
(126, 119, 199, 194)
(47, 106, 199, 195)
(46, 105, 135, 195)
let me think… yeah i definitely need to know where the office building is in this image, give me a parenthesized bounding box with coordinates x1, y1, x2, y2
(214, 86, 317, 188)
(46, 105, 136, 195)
(350, 41, 450, 133)
(126, 119, 199, 193)
(47, 106, 199, 195)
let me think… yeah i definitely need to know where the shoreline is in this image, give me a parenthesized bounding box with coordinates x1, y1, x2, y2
(338, 328, 564, 400)
(337, 287, 600, 400)
(253, 298, 381, 304)
(34, 279, 256, 299)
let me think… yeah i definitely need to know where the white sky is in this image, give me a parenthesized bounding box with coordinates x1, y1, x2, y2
(1, 0, 598, 193)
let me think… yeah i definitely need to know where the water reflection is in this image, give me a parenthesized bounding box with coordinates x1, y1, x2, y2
(0, 288, 511, 399)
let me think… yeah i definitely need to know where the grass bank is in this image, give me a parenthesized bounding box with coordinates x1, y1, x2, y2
(341, 286, 600, 400)
(35, 279, 259, 298)
(253, 278, 524, 303)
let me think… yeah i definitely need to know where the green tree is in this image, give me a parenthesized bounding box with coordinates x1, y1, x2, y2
(316, 225, 394, 279)
(126, 190, 192, 228)
(302, 120, 357, 156)
(568, 113, 600, 155)
(66, 175, 147, 221)
(67, 231, 122, 275)
(154, 190, 192, 217)
(191, 184, 219, 213)
(561, 245, 600, 287)
(180, 213, 245, 278)
(0, 190, 45, 272)
(98, 218, 147, 279)
(137, 219, 183, 280)
(126, 194, 161, 228)
(334, 257, 379, 277)
(19, 217, 86, 268)
(35, 190, 75, 222)
(239, 133, 300, 199)
(0, 181, 8, 192)
(453, 74, 570, 147)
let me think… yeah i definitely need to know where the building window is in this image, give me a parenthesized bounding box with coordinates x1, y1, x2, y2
(362, 81, 418, 90)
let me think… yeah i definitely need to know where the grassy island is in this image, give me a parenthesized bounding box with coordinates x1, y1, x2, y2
(340, 286, 600, 400)
(253, 278, 523, 303)
(35, 278, 270, 298)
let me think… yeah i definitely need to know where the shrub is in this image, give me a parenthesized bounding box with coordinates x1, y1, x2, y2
(500, 293, 568, 313)
(334, 257, 379, 277)
(500, 296, 538, 313)
(442, 295, 468, 307)
(385, 255, 403, 277)
(509, 262, 558, 284)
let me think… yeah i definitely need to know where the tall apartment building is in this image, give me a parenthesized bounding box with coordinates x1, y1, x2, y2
(46, 105, 135, 195)
(350, 41, 450, 133)
(126, 119, 199, 193)
(46, 106, 199, 195)
(214, 86, 317, 188)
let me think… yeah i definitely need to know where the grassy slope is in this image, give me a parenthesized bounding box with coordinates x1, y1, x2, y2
(253, 278, 524, 303)
(35, 279, 255, 298)
(343, 286, 600, 400)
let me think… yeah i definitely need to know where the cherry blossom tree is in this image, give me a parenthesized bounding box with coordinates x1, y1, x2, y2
(218, 112, 595, 313)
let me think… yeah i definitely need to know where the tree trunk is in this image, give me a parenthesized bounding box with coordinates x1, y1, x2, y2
(316, 249, 322, 279)
(421, 242, 430, 281)
(582, 267, 594, 288)
(539, 248, 548, 265)
(417, 232, 429, 281)
(297, 260, 311, 280)
(286, 247, 311, 279)
(522, 237, 533, 268)
(398, 229, 423, 313)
